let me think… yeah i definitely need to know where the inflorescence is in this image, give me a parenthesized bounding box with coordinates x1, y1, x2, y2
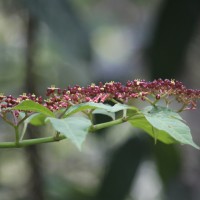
(0, 79, 200, 115)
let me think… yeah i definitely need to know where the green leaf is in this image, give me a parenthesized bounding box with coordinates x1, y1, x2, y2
(92, 104, 138, 120)
(143, 106, 199, 149)
(65, 102, 112, 116)
(93, 109, 115, 120)
(25, 113, 47, 126)
(129, 106, 199, 149)
(12, 100, 55, 117)
(65, 102, 138, 117)
(46, 117, 92, 150)
(143, 106, 183, 121)
(129, 115, 175, 144)
(19, 113, 47, 141)
(109, 104, 138, 113)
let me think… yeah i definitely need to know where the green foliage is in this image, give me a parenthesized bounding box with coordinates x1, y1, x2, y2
(0, 100, 199, 150)
(64, 102, 136, 117)
(64, 102, 111, 116)
(143, 106, 199, 149)
(129, 106, 199, 149)
(46, 117, 92, 150)
(129, 114, 175, 144)
(25, 113, 47, 126)
(92, 109, 115, 120)
(12, 100, 55, 117)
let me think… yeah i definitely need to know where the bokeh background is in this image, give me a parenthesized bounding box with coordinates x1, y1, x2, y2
(0, 0, 200, 200)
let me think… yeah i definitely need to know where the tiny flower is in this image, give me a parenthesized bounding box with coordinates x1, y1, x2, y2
(46, 85, 59, 96)
(156, 94, 161, 100)
(171, 79, 175, 85)
(0, 93, 6, 101)
(90, 83, 96, 88)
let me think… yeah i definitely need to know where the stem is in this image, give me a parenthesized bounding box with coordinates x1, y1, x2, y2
(20, 121, 28, 141)
(111, 98, 121, 104)
(2, 114, 15, 127)
(90, 118, 125, 131)
(90, 115, 140, 132)
(0, 135, 66, 148)
(19, 114, 30, 141)
(0, 114, 143, 148)
(152, 99, 159, 106)
(55, 131, 60, 140)
(14, 126, 20, 146)
(12, 111, 18, 126)
(17, 113, 29, 126)
(177, 104, 187, 112)
(152, 94, 167, 106)
(88, 109, 94, 123)
(143, 96, 154, 105)
(58, 108, 68, 119)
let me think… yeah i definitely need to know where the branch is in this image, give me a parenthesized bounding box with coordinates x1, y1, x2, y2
(90, 114, 143, 132)
(90, 117, 128, 132)
(0, 134, 66, 148)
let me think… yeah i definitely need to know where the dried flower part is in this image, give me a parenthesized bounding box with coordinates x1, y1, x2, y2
(0, 79, 199, 114)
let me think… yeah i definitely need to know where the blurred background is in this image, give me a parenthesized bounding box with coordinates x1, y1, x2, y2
(0, 0, 200, 199)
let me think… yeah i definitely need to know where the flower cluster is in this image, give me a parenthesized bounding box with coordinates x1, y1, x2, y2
(0, 79, 200, 114)
(44, 79, 200, 111)
(0, 93, 42, 115)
